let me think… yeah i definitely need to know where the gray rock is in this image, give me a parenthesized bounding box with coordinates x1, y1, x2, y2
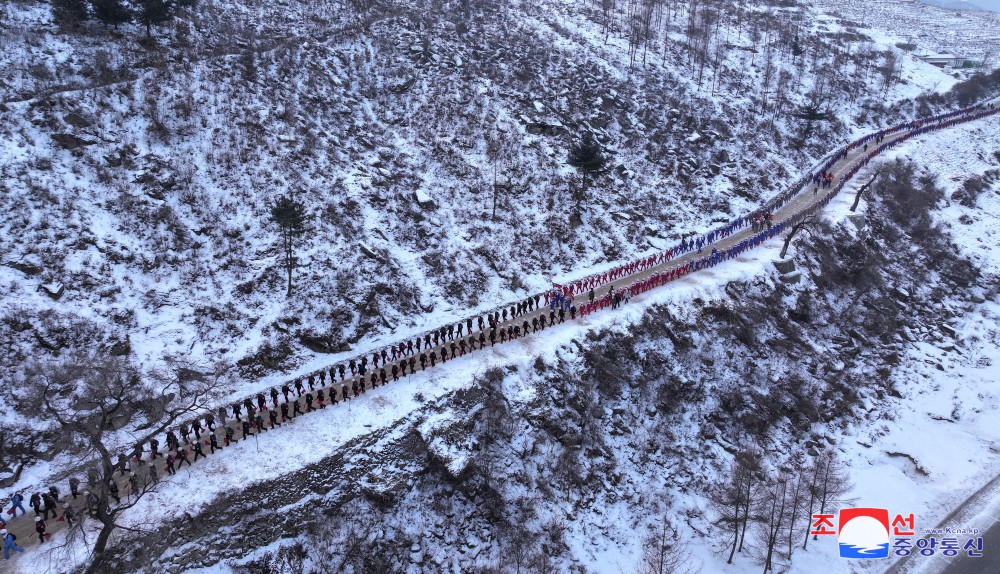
(39, 282, 64, 300)
(5, 260, 43, 276)
(414, 189, 436, 209)
(52, 133, 96, 149)
(63, 112, 93, 128)
(773, 259, 796, 274)
(359, 243, 384, 263)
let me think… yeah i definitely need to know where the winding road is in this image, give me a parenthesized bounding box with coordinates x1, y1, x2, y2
(2, 100, 999, 563)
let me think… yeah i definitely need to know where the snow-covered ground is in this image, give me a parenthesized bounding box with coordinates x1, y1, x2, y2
(9, 114, 998, 574)
(3, 0, 1000, 571)
(732, 114, 1000, 574)
(811, 0, 1000, 71)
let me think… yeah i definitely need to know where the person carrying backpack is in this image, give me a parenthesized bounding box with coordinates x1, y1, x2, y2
(41, 493, 57, 520)
(9, 493, 25, 517)
(3, 529, 24, 559)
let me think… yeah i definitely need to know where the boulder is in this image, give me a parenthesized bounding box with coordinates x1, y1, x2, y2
(52, 133, 96, 149)
(414, 189, 436, 209)
(5, 260, 43, 276)
(39, 282, 64, 300)
(359, 243, 385, 263)
(646, 235, 668, 250)
(110, 338, 131, 356)
(773, 259, 796, 274)
(63, 112, 93, 129)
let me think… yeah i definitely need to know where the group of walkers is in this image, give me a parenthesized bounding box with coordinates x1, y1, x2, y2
(3, 485, 83, 558)
(5, 100, 998, 557)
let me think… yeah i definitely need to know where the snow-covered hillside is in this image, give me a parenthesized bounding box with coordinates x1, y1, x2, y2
(0, 0, 973, 392)
(2, 0, 1000, 572)
(41, 116, 997, 574)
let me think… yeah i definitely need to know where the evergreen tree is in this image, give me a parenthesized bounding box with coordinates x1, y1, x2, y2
(269, 194, 308, 298)
(51, 0, 89, 28)
(91, 0, 131, 28)
(133, 0, 174, 38)
(567, 133, 607, 199)
(792, 101, 832, 146)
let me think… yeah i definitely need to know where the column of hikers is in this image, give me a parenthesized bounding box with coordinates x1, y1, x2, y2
(4, 100, 998, 557)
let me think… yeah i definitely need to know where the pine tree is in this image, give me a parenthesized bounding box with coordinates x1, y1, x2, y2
(91, 0, 131, 28)
(51, 0, 89, 28)
(792, 101, 833, 146)
(133, 0, 174, 38)
(567, 134, 607, 199)
(269, 194, 308, 298)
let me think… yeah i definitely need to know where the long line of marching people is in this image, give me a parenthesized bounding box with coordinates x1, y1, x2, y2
(4, 100, 998, 559)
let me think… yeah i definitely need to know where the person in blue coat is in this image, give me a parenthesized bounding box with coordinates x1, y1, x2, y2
(3, 529, 25, 559)
(9, 493, 26, 517)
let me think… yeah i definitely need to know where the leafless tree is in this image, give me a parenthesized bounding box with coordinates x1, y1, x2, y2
(802, 451, 853, 550)
(710, 445, 763, 564)
(754, 473, 789, 573)
(850, 170, 881, 212)
(779, 215, 817, 259)
(21, 352, 230, 568)
(635, 513, 698, 574)
(782, 451, 810, 560)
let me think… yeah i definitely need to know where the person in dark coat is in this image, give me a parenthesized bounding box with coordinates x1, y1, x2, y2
(34, 517, 46, 544)
(41, 493, 57, 520)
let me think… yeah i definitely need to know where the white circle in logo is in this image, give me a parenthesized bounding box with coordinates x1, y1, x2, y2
(839, 515, 890, 550)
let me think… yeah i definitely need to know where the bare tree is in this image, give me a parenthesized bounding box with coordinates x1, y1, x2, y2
(635, 513, 698, 574)
(850, 170, 881, 212)
(502, 522, 534, 574)
(782, 451, 810, 560)
(21, 353, 229, 567)
(755, 473, 789, 573)
(485, 133, 515, 222)
(710, 446, 763, 564)
(779, 215, 817, 259)
(802, 451, 853, 550)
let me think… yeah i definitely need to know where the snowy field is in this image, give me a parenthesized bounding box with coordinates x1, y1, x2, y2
(811, 0, 1000, 70)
